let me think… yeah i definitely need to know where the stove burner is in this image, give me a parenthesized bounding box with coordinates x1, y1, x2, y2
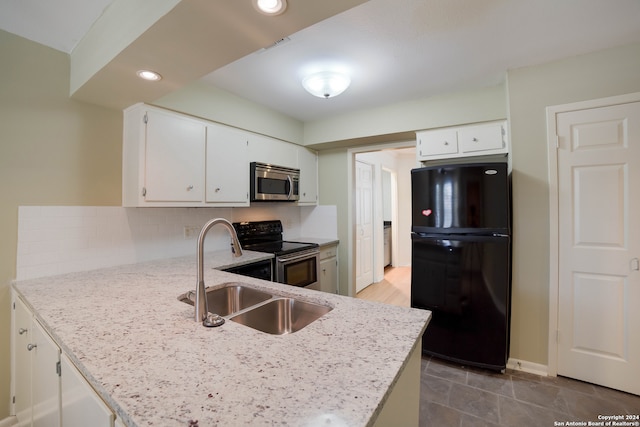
(233, 220, 318, 256)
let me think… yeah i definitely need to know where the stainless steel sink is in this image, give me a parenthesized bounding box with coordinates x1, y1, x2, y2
(230, 298, 332, 335)
(178, 283, 273, 316)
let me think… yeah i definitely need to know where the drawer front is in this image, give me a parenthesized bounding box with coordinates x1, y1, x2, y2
(320, 245, 337, 260)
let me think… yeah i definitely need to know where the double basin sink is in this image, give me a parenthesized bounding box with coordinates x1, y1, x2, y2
(179, 283, 332, 334)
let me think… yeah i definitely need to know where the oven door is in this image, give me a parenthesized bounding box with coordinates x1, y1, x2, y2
(276, 249, 319, 289)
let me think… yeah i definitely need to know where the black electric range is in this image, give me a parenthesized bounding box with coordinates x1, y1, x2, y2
(232, 220, 318, 255)
(232, 220, 320, 288)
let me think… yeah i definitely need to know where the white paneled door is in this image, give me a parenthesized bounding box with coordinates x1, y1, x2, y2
(556, 100, 640, 395)
(356, 160, 374, 293)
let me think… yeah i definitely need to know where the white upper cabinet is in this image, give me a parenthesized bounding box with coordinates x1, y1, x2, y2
(416, 128, 458, 159)
(143, 109, 206, 202)
(297, 147, 318, 205)
(416, 121, 508, 161)
(123, 103, 318, 207)
(248, 134, 298, 169)
(123, 104, 206, 207)
(206, 124, 249, 206)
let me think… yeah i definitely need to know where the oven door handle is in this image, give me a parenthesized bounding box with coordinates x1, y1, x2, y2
(277, 251, 318, 264)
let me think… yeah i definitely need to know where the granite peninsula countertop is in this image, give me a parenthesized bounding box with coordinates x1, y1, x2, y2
(12, 249, 429, 427)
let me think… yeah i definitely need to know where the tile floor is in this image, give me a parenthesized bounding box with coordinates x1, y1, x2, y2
(420, 355, 640, 427)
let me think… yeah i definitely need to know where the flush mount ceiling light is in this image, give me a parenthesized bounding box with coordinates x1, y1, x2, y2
(136, 69, 162, 81)
(253, 0, 287, 15)
(302, 72, 351, 99)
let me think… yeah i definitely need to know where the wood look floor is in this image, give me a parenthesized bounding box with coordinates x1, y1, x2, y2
(356, 266, 411, 307)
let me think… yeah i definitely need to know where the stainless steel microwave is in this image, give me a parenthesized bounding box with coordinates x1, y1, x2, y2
(250, 162, 300, 202)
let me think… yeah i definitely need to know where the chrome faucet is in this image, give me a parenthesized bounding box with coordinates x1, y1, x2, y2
(195, 218, 243, 326)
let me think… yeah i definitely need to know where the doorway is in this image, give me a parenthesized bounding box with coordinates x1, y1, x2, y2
(352, 146, 415, 297)
(547, 92, 640, 395)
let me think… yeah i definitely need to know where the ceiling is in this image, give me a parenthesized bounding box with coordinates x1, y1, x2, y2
(2, 0, 640, 122)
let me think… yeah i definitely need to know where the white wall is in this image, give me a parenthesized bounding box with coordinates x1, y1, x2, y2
(506, 42, 640, 366)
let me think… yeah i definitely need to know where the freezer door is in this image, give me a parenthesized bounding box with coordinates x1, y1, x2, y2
(411, 162, 510, 234)
(411, 234, 511, 370)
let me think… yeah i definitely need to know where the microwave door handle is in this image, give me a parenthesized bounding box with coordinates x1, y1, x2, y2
(287, 175, 293, 200)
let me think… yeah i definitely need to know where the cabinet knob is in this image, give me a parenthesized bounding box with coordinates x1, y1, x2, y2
(18, 328, 28, 335)
(187, 185, 194, 191)
(215, 188, 221, 193)
(472, 137, 478, 142)
(27, 343, 37, 351)
(444, 141, 449, 145)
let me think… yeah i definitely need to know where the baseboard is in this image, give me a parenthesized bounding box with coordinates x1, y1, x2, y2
(507, 358, 548, 377)
(0, 416, 17, 427)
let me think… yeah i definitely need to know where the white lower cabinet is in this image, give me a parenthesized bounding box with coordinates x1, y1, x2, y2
(13, 296, 60, 427)
(12, 294, 115, 427)
(14, 296, 32, 425)
(318, 243, 339, 294)
(61, 353, 114, 427)
(31, 321, 61, 427)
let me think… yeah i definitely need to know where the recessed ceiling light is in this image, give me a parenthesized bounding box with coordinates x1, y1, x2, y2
(136, 70, 162, 81)
(253, 0, 287, 15)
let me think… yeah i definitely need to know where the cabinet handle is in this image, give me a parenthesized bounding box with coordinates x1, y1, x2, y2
(19, 328, 28, 335)
(632, 258, 639, 271)
(27, 343, 37, 351)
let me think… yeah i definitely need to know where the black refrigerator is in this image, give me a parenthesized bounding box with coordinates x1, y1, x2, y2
(411, 161, 511, 371)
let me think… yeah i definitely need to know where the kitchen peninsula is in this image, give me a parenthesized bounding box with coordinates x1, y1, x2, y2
(12, 251, 430, 427)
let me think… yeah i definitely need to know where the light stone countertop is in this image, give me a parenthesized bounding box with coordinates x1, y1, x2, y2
(12, 249, 429, 427)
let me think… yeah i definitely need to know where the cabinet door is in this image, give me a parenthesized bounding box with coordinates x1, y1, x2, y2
(144, 109, 205, 202)
(319, 257, 338, 294)
(31, 320, 61, 427)
(248, 134, 298, 168)
(417, 129, 458, 160)
(13, 297, 32, 423)
(298, 147, 318, 205)
(458, 123, 504, 153)
(319, 245, 339, 294)
(61, 353, 114, 427)
(205, 124, 249, 205)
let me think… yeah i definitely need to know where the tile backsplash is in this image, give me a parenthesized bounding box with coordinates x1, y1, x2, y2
(16, 205, 337, 280)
